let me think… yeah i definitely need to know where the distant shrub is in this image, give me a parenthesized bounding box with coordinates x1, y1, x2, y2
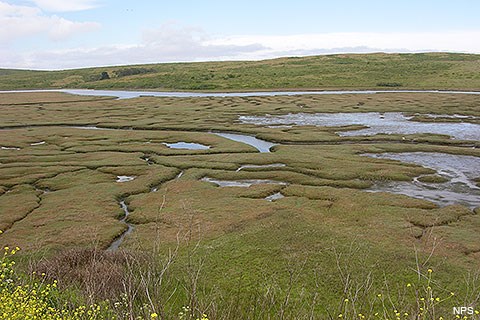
(100, 72, 110, 80)
(112, 68, 154, 78)
(87, 71, 110, 82)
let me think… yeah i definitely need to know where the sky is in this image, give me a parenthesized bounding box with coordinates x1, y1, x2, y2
(1, 0, 480, 70)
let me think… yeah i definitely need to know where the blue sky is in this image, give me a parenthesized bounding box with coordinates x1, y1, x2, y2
(2, 0, 480, 69)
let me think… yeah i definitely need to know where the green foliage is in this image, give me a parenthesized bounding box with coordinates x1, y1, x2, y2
(336, 268, 480, 319)
(0, 244, 113, 319)
(0, 52, 480, 90)
(111, 67, 154, 78)
(100, 72, 110, 80)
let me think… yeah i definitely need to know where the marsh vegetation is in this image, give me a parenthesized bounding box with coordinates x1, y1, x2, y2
(0, 87, 480, 318)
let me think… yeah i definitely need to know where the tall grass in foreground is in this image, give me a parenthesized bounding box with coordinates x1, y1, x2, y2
(2, 245, 480, 319)
(2, 219, 480, 319)
(0, 243, 113, 319)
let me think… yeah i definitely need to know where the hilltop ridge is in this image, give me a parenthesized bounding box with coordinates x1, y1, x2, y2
(1, 52, 479, 91)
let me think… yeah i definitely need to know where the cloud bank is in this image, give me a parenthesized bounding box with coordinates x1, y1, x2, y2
(211, 31, 480, 59)
(0, 1, 99, 45)
(1, 11, 480, 70)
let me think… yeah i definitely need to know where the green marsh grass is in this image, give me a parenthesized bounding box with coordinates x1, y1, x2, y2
(0, 90, 479, 318)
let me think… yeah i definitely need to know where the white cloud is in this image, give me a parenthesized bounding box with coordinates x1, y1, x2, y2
(28, 0, 100, 12)
(3, 24, 480, 69)
(7, 41, 266, 70)
(0, 1, 100, 44)
(47, 16, 99, 40)
(207, 31, 480, 58)
(142, 22, 208, 45)
(2, 23, 266, 69)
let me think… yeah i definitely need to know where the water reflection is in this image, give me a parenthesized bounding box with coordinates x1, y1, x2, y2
(163, 142, 210, 150)
(363, 152, 480, 208)
(3, 89, 480, 99)
(240, 112, 480, 141)
(214, 132, 276, 153)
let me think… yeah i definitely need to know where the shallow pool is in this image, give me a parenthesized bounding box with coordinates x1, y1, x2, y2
(363, 152, 480, 208)
(239, 112, 480, 141)
(163, 142, 210, 150)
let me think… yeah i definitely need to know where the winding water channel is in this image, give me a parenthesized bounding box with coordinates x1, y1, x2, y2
(2, 89, 480, 99)
(3, 89, 480, 249)
(107, 201, 133, 251)
(3, 117, 479, 209)
(213, 132, 276, 152)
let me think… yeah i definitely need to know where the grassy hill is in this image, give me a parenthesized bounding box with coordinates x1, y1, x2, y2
(1, 52, 480, 91)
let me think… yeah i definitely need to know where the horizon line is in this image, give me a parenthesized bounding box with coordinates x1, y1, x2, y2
(2, 50, 478, 72)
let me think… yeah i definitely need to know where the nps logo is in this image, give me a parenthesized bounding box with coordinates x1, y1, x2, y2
(453, 306, 474, 315)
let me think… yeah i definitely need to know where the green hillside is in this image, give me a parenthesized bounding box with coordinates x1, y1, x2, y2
(1, 52, 480, 91)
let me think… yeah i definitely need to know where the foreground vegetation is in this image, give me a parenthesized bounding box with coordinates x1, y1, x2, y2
(2, 243, 480, 319)
(1, 52, 480, 91)
(0, 90, 479, 318)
